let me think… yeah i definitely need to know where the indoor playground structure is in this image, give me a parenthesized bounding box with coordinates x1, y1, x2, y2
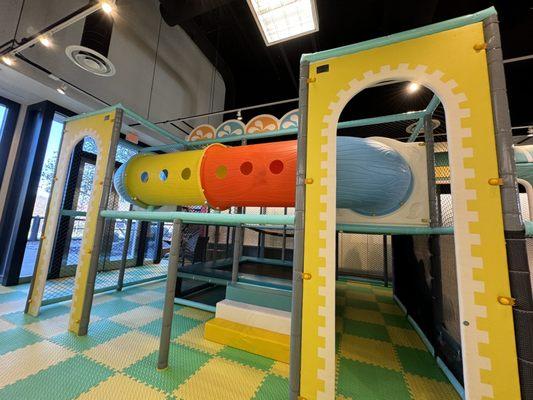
(23, 7, 532, 400)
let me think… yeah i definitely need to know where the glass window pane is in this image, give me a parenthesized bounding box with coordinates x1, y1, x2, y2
(0, 104, 8, 139)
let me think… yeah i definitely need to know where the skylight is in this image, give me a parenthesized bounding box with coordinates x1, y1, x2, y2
(247, 0, 319, 46)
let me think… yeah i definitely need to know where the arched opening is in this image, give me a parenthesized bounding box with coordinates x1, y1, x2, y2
(40, 136, 99, 302)
(333, 80, 462, 398)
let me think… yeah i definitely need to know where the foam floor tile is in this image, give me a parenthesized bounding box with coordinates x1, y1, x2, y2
(174, 325, 224, 355)
(90, 299, 140, 319)
(387, 326, 426, 350)
(124, 343, 211, 394)
(2, 303, 70, 325)
(50, 319, 130, 352)
(340, 334, 401, 371)
(0, 327, 43, 355)
(76, 373, 167, 400)
(337, 357, 411, 400)
(0, 340, 75, 389)
(139, 314, 200, 338)
(269, 361, 289, 378)
(174, 357, 266, 400)
(218, 346, 275, 371)
(252, 374, 288, 400)
(395, 346, 448, 381)
(0, 318, 15, 333)
(405, 373, 461, 400)
(84, 331, 159, 371)
(25, 314, 101, 338)
(0, 355, 113, 400)
(109, 305, 162, 329)
(343, 307, 385, 325)
(175, 307, 214, 321)
(122, 290, 163, 305)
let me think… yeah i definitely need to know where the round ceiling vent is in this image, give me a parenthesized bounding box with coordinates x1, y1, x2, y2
(65, 45, 116, 77)
(405, 118, 441, 134)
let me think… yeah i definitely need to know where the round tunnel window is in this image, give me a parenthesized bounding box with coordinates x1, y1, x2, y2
(160, 169, 168, 181)
(216, 165, 228, 179)
(140, 172, 149, 183)
(240, 162, 253, 175)
(181, 168, 191, 180)
(269, 160, 284, 174)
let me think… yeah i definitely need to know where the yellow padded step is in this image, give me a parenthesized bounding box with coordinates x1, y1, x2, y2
(204, 318, 290, 363)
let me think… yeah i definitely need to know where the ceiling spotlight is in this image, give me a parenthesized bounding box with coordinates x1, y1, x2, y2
(39, 36, 52, 48)
(236, 110, 243, 121)
(100, 1, 114, 14)
(56, 85, 67, 95)
(1, 56, 15, 66)
(407, 82, 421, 93)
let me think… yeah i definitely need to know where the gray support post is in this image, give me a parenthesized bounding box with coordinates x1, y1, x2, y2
(214, 225, 220, 262)
(232, 224, 243, 283)
(260, 207, 266, 257)
(117, 218, 133, 291)
(157, 219, 182, 369)
(289, 59, 309, 400)
(383, 235, 388, 287)
(484, 16, 533, 398)
(281, 207, 288, 262)
(424, 114, 444, 349)
(425, 114, 439, 227)
(78, 108, 122, 336)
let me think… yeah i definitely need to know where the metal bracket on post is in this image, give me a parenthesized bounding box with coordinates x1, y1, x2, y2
(157, 219, 183, 370)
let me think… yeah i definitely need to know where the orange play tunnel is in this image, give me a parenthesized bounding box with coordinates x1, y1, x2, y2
(201, 141, 297, 210)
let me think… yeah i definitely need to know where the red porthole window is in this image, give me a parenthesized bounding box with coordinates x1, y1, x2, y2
(240, 161, 253, 175)
(269, 160, 284, 174)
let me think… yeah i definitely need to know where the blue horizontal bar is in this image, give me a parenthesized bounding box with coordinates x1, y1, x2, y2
(101, 210, 295, 226)
(140, 110, 426, 152)
(302, 7, 496, 63)
(174, 298, 216, 313)
(337, 224, 453, 235)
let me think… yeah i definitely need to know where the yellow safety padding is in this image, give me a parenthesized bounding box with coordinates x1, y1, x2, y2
(124, 148, 211, 206)
(204, 318, 289, 363)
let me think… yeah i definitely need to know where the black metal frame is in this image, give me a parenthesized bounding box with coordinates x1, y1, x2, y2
(0, 101, 74, 285)
(0, 96, 21, 187)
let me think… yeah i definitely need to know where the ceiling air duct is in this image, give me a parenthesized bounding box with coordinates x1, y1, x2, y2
(65, 2, 116, 77)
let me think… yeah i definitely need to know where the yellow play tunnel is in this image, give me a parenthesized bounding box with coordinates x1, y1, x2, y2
(115, 147, 209, 207)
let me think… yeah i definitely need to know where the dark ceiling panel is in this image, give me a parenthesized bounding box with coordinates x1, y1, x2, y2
(161, 0, 532, 129)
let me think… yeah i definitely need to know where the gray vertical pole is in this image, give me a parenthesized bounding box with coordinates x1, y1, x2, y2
(158, 219, 182, 369)
(424, 114, 444, 348)
(383, 235, 388, 287)
(117, 218, 133, 291)
(214, 225, 220, 262)
(425, 114, 439, 227)
(225, 208, 232, 259)
(281, 207, 288, 262)
(78, 108, 123, 336)
(260, 207, 266, 258)
(484, 16, 533, 398)
(231, 224, 243, 284)
(289, 59, 309, 400)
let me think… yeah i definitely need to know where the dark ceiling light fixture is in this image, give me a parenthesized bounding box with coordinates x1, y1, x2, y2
(65, 1, 116, 77)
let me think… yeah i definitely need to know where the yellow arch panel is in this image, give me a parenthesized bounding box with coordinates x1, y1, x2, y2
(301, 22, 519, 399)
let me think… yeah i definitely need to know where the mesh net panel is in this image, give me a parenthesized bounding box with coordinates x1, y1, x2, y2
(338, 233, 391, 280)
(41, 140, 168, 303)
